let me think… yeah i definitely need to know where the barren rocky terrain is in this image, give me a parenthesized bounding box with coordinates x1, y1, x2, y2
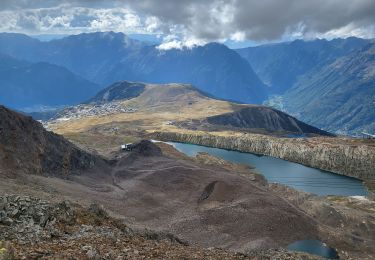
(0, 194, 326, 259)
(1, 82, 375, 259)
(0, 105, 107, 177)
(0, 195, 251, 259)
(0, 106, 327, 259)
(1, 139, 374, 259)
(0, 140, 319, 251)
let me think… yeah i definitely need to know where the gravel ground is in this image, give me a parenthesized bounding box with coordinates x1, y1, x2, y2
(0, 194, 321, 260)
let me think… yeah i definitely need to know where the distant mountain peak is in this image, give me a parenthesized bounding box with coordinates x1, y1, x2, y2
(0, 54, 99, 110)
(62, 31, 132, 43)
(0, 31, 267, 104)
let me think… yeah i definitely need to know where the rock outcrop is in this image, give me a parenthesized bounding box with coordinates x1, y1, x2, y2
(0, 194, 321, 259)
(0, 105, 104, 176)
(206, 106, 332, 136)
(153, 131, 375, 180)
(132, 140, 163, 157)
(87, 81, 146, 104)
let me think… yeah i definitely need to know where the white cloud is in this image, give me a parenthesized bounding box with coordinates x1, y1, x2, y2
(157, 36, 206, 50)
(144, 16, 161, 32)
(89, 9, 142, 32)
(1, 0, 375, 43)
(0, 11, 21, 31)
(157, 40, 183, 50)
(0, 5, 148, 35)
(314, 23, 375, 40)
(230, 31, 246, 42)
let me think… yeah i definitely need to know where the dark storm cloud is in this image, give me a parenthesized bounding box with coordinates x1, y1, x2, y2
(1, 0, 375, 41)
(125, 0, 375, 40)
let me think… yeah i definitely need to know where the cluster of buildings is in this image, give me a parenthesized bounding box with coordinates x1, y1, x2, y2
(53, 102, 137, 121)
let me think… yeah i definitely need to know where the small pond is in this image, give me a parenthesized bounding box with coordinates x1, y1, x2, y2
(287, 240, 339, 259)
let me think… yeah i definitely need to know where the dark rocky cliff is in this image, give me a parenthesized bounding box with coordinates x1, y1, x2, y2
(0, 105, 103, 176)
(206, 106, 332, 136)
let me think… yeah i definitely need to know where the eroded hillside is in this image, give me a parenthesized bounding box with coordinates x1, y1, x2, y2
(0, 105, 106, 176)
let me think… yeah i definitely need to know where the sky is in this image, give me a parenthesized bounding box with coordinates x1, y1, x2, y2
(1, 0, 375, 48)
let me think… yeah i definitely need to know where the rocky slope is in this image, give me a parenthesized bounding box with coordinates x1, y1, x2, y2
(0, 105, 104, 176)
(283, 43, 375, 135)
(87, 81, 217, 106)
(238, 38, 375, 135)
(0, 195, 247, 259)
(87, 81, 146, 104)
(0, 108, 321, 254)
(0, 106, 373, 259)
(236, 37, 370, 94)
(0, 136, 321, 254)
(1, 142, 374, 259)
(105, 141, 318, 251)
(0, 194, 321, 259)
(269, 184, 375, 259)
(205, 106, 332, 136)
(153, 131, 375, 180)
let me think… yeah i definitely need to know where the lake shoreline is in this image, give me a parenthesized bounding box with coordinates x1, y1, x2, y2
(164, 141, 367, 196)
(152, 131, 375, 195)
(156, 139, 375, 259)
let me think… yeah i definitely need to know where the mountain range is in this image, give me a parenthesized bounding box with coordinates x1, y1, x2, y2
(237, 38, 374, 135)
(236, 37, 371, 95)
(0, 31, 374, 135)
(0, 32, 267, 105)
(0, 53, 99, 110)
(1, 37, 374, 260)
(282, 43, 375, 135)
